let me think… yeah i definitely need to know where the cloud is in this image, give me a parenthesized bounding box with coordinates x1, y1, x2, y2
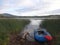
(45, 9, 60, 15)
(0, 0, 60, 16)
(16, 7, 38, 12)
(14, 0, 50, 16)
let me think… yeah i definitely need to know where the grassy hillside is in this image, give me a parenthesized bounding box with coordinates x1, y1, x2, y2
(0, 19, 30, 45)
(41, 19, 60, 45)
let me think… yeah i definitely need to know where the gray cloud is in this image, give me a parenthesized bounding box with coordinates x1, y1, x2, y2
(16, 7, 39, 12)
(15, 0, 50, 13)
(45, 9, 60, 14)
(0, 0, 60, 16)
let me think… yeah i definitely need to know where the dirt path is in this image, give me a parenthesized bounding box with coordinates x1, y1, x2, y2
(9, 33, 30, 45)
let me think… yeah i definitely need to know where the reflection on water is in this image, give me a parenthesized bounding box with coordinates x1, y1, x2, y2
(21, 19, 43, 41)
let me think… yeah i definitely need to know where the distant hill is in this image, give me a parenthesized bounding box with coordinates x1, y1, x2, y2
(2, 13, 14, 17)
(0, 13, 60, 19)
(0, 13, 17, 18)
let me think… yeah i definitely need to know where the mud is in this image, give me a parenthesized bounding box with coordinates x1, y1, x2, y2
(8, 32, 56, 45)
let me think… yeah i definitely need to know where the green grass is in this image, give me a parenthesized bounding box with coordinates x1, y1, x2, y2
(0, 19, 60, 45)
(0, 19, 30, 45)
(41, 19, 60, 45)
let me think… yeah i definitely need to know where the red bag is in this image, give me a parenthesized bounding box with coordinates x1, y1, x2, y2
(44, 35, 53, 41)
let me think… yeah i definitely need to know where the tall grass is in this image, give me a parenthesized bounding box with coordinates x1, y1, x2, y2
(0, 19, 30, 45)
(41, 19, 60, 45)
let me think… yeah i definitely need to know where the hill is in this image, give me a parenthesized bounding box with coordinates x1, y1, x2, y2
(0, 13, 17, 18)
(0, 13, 60, 19)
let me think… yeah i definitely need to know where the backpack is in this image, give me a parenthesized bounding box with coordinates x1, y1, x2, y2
(44, 35, 53, 41)
(34, 31, 47, 42)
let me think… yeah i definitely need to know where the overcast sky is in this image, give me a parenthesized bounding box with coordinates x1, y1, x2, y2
(0, 0, 60, 16)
